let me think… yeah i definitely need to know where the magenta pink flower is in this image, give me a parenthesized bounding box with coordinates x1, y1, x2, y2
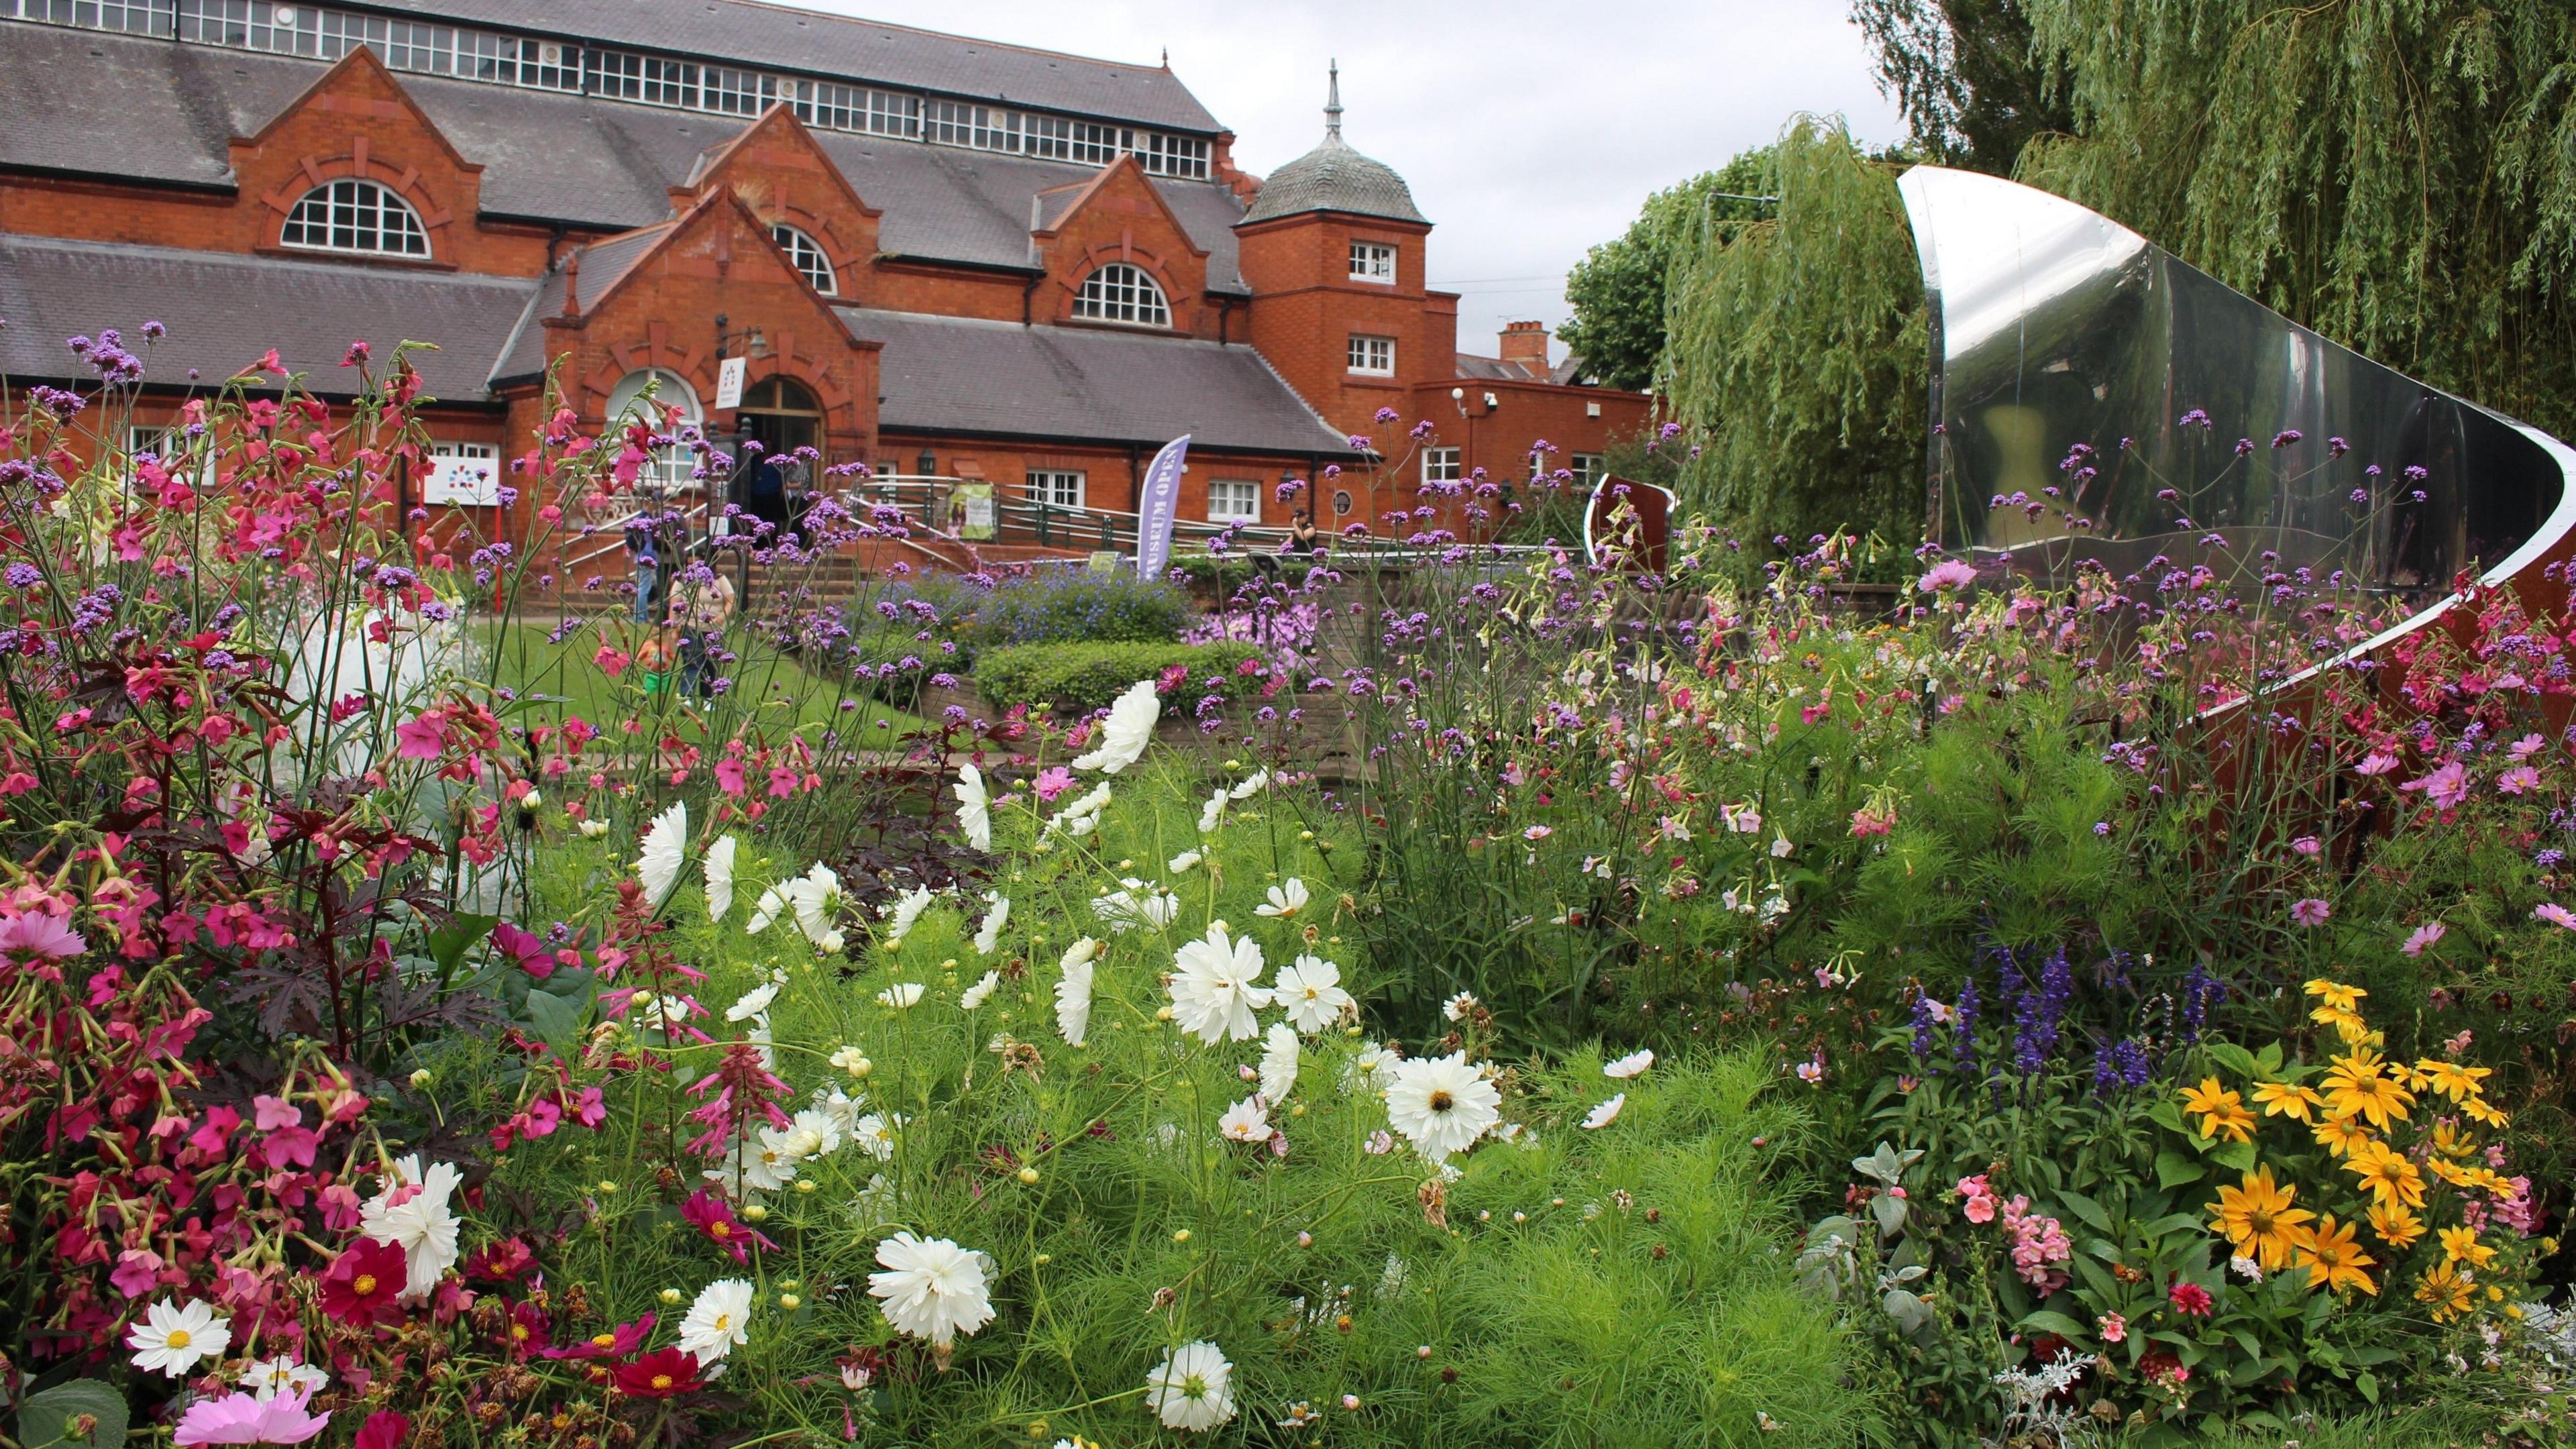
(2400, 921, 2446, 957)
(2290, 835, 2320, 857)
(0, 908, 85, 965)
(2096, 1311, 2127, 1344)
(1916, 559, 1977, 593)
(2510, 733, 2547, 761)
(2400, 759, 2471, 810)
(1956, 1174, 1997, 1224)
(2290, 898, 2332, 928)
(2354, 751, 2400, 776)
(2499, 765, 2541, 795)
(1034, 767, 1075, 802)
(393, 712, 445, 761)
(174, 1387, 331, 1446)
(2534, 903, 2576, 930)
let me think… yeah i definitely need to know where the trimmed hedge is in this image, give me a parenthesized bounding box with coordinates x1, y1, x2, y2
(969, 568, 1192, 650)
(974, 639, 1269, 716)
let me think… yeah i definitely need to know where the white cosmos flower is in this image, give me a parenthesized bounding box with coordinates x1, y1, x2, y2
(1169, 924, 1271, 1043)
(869, 1232, 997, 1348)
(724, 981, 778, 1022)
(810, 1087, 863, 1141)
(240, 1354, 329, 1401)
(127, 1299, 230, 1377)
(1581, 1093, 1626, 1130)
(635, 800, 688, 908)
(360, 1155, 462, 1300)
(1604, 1049, 1655, 1079)
(877, 982, 925, 1009)
(1341, 1040, 1401, 1094)
(1382, 1052, 1501, 1159)
(960, 970, 1000, 1010)
(973, 895, 1010, 955)
(578, 818, 609, 839)
(1258, 1020, 1299, 1102)
(1045, 782, 1113, 839)
(853, 1112, 902, 1161)
(706, 1124, 802, 1194)
(1273, 955, 1353, 1034)
(1197, 788, 1227, 835)
(703, 835, 739, 921)
(879, 883, 933, 948)
(1229, 769, 1269, 800)
(1254, 877, 1309, 918)
(1218, 1093, 1272, 1143)
(1442, 991, 1480, 1022)
(1055, 936, 1099, 1046)
(1169, 849, 1202, 873)
(745, 881, 790, 935)
(787, 863, 850, 949)
(790, 1106, 846, 1157)
(953, 763, 991, 851)
(678, 1278, 755, 1365)
(1071, 678, 1159, 773)
(1146, 1340, 1238, 1432)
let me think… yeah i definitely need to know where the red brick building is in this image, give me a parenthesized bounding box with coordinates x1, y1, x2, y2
(0, 1, 1648, 558)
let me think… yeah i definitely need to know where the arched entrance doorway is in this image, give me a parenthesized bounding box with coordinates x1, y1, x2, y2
(734, 376, 824, 545)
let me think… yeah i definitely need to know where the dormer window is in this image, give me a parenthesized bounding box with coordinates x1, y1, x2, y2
(770, 223, 837, 295)
(1073, 262, 1171, 329)
(1349, 241, 1395, 284)
(280, 180, 430, 258)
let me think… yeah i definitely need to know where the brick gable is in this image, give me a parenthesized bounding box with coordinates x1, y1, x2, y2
(672, 104, 882, 308)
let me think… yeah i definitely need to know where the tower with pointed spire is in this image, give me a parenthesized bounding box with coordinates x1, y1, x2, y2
(1232, 62, 1446, 465)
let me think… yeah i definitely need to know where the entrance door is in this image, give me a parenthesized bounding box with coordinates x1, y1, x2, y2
(735, 376, 824, 543)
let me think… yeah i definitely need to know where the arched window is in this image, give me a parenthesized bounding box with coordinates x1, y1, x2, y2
(603, 368, 704, 492)
(280, 179, 431, 258)
(770, 223, 837, 295)
(1073, 262, 1171, 328)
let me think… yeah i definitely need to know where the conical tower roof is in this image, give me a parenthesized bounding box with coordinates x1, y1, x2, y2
(1240, 62, 1426, 226)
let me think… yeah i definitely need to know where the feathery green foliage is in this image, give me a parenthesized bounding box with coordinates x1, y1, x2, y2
(1559, 154, 1780, 392)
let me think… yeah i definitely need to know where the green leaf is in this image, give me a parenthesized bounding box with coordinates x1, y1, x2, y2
(2154, 1152, 2205, 1189)
(427, 912, 500, 978)
(19, 1380, 128, 1449)
(2356, 1370, 2381, 1404)
(2207, 1042, 2262, 1079)
(522, 985, 590, 1047)
(2146, 1102, 2187, 1135)
(2210, 1140, 2257, 1173)
(2057, 1187, 2114, 1233)
(2015, 1309, 2094, 1342)
(2255, 1041, 2284, 1075)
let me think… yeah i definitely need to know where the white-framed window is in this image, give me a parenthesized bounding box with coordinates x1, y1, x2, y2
(424, 440, 500, 505)
(1570, 453, 1605, 487)
(1348, 241, 1396, 284)
(280, 178, 430, 257)
(1423, 447, 1460, 484)
(1347, 334, 1395, 376)
(1207, 478, 1260, 524)
(769, 223, 837, 295)
(126, 425, 215, 490)
(1028, 469, 1085, 510)
(1073, 264, 1171, 328)
(603, 368, 704, 492)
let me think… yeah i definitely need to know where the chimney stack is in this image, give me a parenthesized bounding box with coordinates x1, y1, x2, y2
(1499, 319, 1550, 376)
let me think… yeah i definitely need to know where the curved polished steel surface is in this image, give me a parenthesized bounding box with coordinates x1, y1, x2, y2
(1896, 166, 2575, 602)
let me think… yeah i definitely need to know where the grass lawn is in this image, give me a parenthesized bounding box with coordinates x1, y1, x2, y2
(468, 616, 924, 737)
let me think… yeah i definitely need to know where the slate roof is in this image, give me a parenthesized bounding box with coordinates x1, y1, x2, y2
(1239, 131, 1424, 227)
(839, 308, 1345, 455)
(488, 223, 680, 384)
(0, 26, 1252, 287)
(347, 0, 1223, 132)
(0, 235, 537, 401)
(1456, 353, 1591, 385)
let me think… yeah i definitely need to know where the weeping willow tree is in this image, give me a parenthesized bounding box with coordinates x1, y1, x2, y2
(1660, 118, 1929, 559)
(2017, 0, 2576, 439)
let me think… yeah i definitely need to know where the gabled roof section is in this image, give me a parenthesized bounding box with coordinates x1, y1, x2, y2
(350, 0, 1224, 133)
(684, 103, 882, 222)
(1032, 154, 1208, 258)
(235, 42, 478, 175)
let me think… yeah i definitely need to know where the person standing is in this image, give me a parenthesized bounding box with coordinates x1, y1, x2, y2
(669, 553, 739, 700)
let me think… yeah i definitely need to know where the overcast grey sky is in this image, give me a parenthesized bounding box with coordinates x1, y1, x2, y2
(792, 0, 1903, 363)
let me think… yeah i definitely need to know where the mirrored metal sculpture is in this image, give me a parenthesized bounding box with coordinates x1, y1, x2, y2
(1896, 166, 2576, 605)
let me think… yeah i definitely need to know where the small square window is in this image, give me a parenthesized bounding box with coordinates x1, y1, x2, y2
(1028, 468, 1085, 510)
(1208, 478, 1260, 524)
(1423, 447, 1460, 484)
(1348, 241, 1396, 284)
(1570, 453, 1605, 488)
(1347, 334, 1395, 376)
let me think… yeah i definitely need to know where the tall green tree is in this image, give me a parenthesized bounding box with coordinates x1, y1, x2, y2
(1557, 154, 1777, 392)
(2017, 0, 2576, 440)
(1849, 0, 2071, 174)
(1661, 119, 1927, 557)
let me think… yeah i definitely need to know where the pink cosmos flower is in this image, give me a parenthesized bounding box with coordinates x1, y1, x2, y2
(2290, 898, 2332, 927)
(2499, 766, 2540, 795)
(2400, 921, 2446, 957)
(2510, 733, 2547, 761)
(2354, 751, 2400, 776)
(1523, 825, 1553, 842)
(0, 908, 86, 965)
(174, 1388, 331, 1447)
(1916, 559, 1978, 593)
(2289, 835, 2320, 857)
(2534, 903, 2576, 930)
(1034, 767, 1075, 803)
(2399, 759, 2471, 810)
